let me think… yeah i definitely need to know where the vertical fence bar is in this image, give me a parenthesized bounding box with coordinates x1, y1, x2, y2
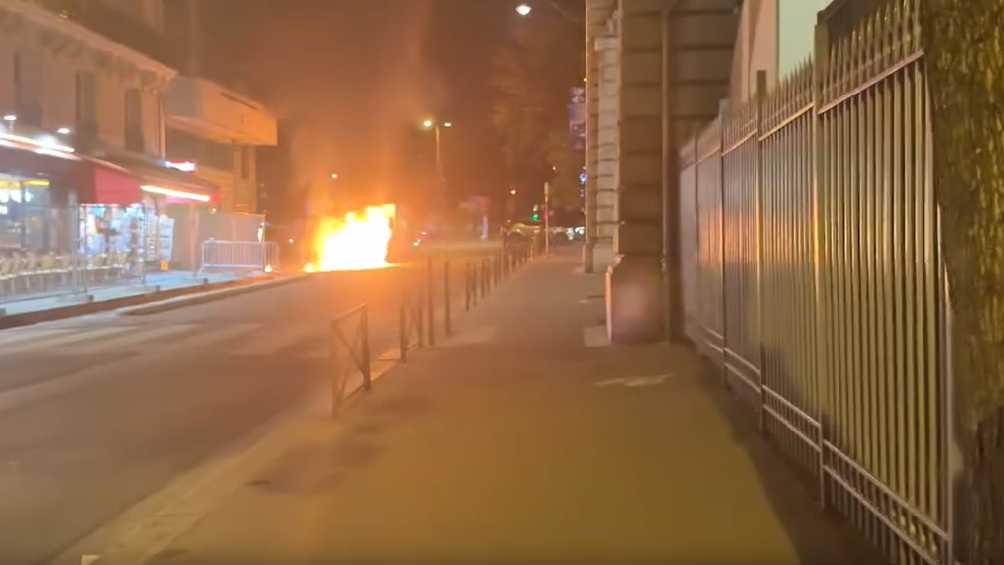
(443, 260, 452, 337)
(400, 293, 408, 362)
(361, 306, 372, 391)
(426, 256, 436, 347)
(329, 320, 340, 417)
(465, 261, 472, 312)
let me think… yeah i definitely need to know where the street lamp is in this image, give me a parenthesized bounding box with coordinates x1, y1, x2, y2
(421, 118, 454, 181)
(330, 172, 339, 181)
(514, 0, 582, 24)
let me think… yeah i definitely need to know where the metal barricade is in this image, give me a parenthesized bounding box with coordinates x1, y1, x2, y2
(329, 304, 371, 416)
(199, 240, 279, 272)
(399, 287, 426, 363)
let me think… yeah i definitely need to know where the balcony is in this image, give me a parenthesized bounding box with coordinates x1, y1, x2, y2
(165, 77, 277, 146)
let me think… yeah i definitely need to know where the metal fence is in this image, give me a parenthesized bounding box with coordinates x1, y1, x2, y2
(199, 240, 279, 273)
(677, 1, 949, 564)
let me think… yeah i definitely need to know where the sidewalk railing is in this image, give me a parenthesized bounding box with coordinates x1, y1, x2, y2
(327, 239, 538, 416)
(329, 304, 371, 416)
(200, 240, 279, 273)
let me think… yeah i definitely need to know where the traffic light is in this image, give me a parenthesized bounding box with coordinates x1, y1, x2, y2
(531, 204, 541, 223)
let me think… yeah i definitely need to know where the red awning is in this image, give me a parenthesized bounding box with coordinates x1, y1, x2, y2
(85, 164, 142, 205)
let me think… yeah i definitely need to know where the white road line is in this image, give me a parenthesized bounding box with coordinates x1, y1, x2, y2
(2, 327, 134, 355)
(60, 325, 199, 355)
(0, 328, 71, 348)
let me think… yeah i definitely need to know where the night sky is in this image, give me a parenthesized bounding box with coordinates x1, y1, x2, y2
(196, 0, 583, 221)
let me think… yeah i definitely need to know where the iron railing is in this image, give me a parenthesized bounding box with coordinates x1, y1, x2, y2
(677, 1, 949, 564)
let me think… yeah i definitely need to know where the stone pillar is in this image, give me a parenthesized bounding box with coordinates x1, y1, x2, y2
(594, 28, 619, 272)
(584, 0, 617, 273)
(606, 0, 667, 344)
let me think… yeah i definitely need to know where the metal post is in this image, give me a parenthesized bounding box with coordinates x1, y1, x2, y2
(399, 294, 408, 362)
(329, 321, 340, 417)
(426, 256, 436, 347)
(361, 306, 372, 391)
(480, 259, 487, 298)
(417, 295, 426, 348)
(443, 260, 452, 336)
(465, 262, 471, 312)
(544, 181, 551, 256)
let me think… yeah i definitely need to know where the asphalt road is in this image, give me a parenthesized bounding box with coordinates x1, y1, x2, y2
(0, 266, 422, 565)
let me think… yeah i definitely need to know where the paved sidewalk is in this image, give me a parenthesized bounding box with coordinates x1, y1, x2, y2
(132, 247, 877, 564)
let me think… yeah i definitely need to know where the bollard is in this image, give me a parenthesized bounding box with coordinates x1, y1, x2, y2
(361, 306, 372, 391)
(400, 294, 408, 362)
(464, 262, 472, 312)
(426, 256, 436, 347)
(330, 321, 340, 416)
(443, 260, 452, 337)
(417, 294, 426, 348)
(480, 259, 487, 298)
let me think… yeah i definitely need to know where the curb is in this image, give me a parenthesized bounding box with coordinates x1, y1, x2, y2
(118, 274, 310, 316)
(0, 274, 303, 330)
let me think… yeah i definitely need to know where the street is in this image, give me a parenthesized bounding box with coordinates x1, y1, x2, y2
(0, 267, 413, 565)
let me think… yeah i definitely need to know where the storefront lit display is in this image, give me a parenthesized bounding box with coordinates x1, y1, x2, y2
(0, 175, 53, 251)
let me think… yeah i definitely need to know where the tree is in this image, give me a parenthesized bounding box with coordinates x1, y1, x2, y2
(922, 1, 1004, 562)
(489, 6, 584, 188)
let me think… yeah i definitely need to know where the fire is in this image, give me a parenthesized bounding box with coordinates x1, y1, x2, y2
(308, 204, 396, 272)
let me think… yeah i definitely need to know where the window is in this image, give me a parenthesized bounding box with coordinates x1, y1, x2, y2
(125, 89, 144, 152)
(165, 128, 234, 171)
(75, 72, 98, 139)
(13, 53, 42, 126)
(241, 147, 252, 180)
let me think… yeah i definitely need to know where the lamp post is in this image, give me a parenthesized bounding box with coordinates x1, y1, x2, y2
(421, 118, 453, 182)
(422, 118, 454, 219)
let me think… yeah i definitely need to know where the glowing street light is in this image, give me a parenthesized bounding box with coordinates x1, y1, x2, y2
(422, 118, 435, 130)
(57, 127, 72, 135)
(509, 188, 517, 196)
(2, 114, 16, 122)
(443, 121, 453, 128)
(330, 172, 340, 180)
(515, 3, 533, 16)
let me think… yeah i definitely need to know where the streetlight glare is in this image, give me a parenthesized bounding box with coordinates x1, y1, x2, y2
(443, 122, 453, 128)
(422, 119, 435, 129)
(515, 3, 532, 16)
(330, 173, 339, 180)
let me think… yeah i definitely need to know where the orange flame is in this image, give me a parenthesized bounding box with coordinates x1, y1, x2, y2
(307, 204, 396, 272)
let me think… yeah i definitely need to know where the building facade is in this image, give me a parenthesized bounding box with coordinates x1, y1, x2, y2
(0, 0, 276, 299)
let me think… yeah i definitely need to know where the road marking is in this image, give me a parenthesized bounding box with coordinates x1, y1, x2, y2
(2, 326, 133, 355)
(583, 325, 609, 348)
(59, 324, 200, 355)
(0, 328, 71, 348)
(594, 374, 673, 388)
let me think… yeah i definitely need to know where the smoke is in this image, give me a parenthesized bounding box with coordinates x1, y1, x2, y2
(207, 0, 440, 216)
